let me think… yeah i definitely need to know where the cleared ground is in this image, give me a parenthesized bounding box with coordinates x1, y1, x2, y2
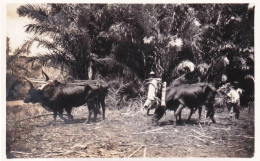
(6, 100, 254, 158)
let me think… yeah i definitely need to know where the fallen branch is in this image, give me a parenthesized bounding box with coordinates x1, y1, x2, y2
(236, 135, 254, 139)
(76, 151, 88, 157)
(71, 144, 87, 150)
(192, 129, 213, 139)
(128, 145, 144, 158)
(140, 127, 164, 133)
(132, 127, 169, 135)
(46, 151, 63, 153)
(199, 123, 205, 136)
(45, 150, 75, 157)
(132, 131, 173, 135)
(16, 113, 54, 122)
(228, 145, 235, 148)
(143, 147, 147, 157)
(162, 143, 181, 147)
(147, 144, 160, 147)
(209, 141, 219, 145)
(111, 151, 126, 155)
(235, 148, 245, 152)
(44, 153, 63, 157)
(11, 151, 33, 155)
(65, 134, 91, 136)
(187, 135, 207, 143)
(216, 122, 233, 126)
(120, 144, 137, 147)
(210, 127, 231, 131)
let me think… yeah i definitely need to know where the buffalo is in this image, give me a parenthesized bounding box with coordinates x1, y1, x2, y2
(152, 76, 216, 126)
(24, 72, 109, 124)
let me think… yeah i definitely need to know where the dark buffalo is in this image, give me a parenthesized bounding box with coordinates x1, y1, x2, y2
(24, 76, 109, 124)
(153, 77, 216, 126)
(144, 74, 186, 116)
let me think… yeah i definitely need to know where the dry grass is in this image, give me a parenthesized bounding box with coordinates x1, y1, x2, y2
(6, 98, 254, 158)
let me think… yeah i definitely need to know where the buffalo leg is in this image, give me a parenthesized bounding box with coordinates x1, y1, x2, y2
(147, 108, 150, 115)
(53, 111, 58, 123)
(87, 109, 93, 123)
(210, 106, 216, 124)
(117, 96, 124, 110)
(65, 107, 74, 120)
(95, 99, 101, 114)
(58, 109, 68, 122)
(152, 106, 165, 124)
(93, 102, 99, 122)
(93, 111, 98, 122)
(101, 100, 106, 120)
(116, 101, 121, 110)
(206, 105, 216, 124)
(86, 109, 93, 124)
(197, 107, 202, 123)
(86, 102, 93, 124)
(187, 108, 194, 122)
(178, 111, 182, 123)
(174, 104, 185, 126)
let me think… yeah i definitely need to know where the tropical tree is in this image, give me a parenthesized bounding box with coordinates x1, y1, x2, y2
(6, 36, 29, 99)
(191, 4, 254, 104)
(98, 4, 204, 81)
(16, 3, 254, 105)
(17, 4, 96, 79)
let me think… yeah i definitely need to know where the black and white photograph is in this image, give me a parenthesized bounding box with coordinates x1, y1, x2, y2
(1, 1, 258, 160)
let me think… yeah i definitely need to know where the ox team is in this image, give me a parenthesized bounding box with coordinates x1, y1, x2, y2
(143, 71, 242, 126)
(24, 69, 241, 125)
(24, 70, 109, 124)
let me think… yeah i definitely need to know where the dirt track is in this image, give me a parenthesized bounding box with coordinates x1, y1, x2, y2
(6, 100, 254, 158)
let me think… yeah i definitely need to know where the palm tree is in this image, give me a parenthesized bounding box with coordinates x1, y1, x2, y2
(16, 4, 254, 85)
(17, 4, 97, 79)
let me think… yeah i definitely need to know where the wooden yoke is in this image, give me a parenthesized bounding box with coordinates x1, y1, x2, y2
(161, 82, 167, 107)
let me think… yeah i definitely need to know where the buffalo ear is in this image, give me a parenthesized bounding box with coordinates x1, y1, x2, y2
(202, 85, 211, 94)
(24, 77, 35, 89)
(53, 80, 61, 86)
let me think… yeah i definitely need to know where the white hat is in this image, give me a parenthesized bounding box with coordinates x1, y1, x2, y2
(149, 71, 155, 75)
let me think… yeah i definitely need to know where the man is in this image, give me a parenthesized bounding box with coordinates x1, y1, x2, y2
(227, 85, 243, 119)
(143, 71, 161, 115)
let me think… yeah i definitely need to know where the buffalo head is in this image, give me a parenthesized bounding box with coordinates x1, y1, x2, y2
(24, 77, 43, 103)
(24, 69, 52, 104)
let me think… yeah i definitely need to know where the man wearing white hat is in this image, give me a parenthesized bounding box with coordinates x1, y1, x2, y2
(143, 71, 161, 115)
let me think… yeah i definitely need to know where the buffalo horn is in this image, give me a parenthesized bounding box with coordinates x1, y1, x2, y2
(42, 69, 50, 81)
(24, 77, 35, 89)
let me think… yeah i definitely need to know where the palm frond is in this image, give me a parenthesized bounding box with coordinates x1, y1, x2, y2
(17, 4, 49, 23)
(29, 36, 62, 54)
(131, 4, 153, 36)
(15, 37, 47, 56)
(13, 41, 33, 56)
(26, 51, 74, 70)
(24, 23, 59, 36)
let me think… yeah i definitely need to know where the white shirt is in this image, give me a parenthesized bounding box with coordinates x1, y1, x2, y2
(147, 79, 161, 100)
(227, 89, 241, 104)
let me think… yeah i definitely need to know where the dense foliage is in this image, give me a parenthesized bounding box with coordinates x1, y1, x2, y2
(12, 3, 254, 104)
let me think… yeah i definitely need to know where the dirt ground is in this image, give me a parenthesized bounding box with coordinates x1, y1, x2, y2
(6, 100, 254, 158)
